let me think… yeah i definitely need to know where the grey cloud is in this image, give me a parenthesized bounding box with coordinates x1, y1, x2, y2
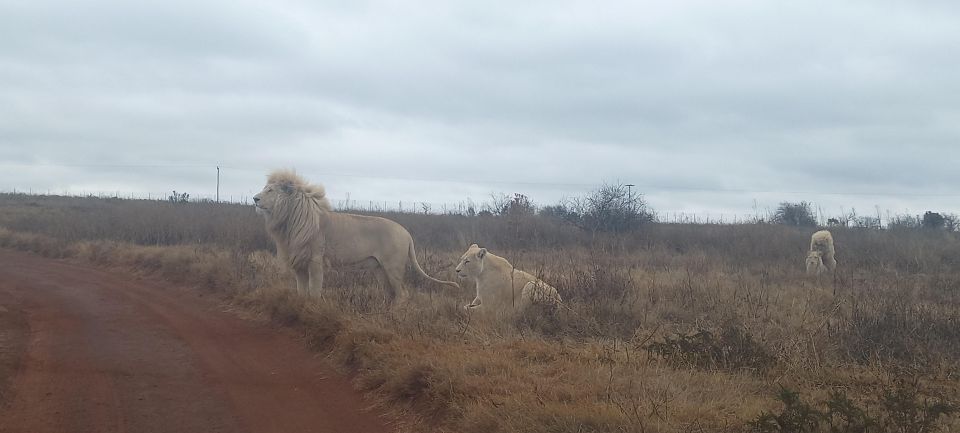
(1, 0, 959, 217)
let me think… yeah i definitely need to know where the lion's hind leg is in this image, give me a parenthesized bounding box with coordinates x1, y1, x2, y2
(374, 262, 409, 305)
(824, 255, 837, 272)
(517, 281, 538, 311)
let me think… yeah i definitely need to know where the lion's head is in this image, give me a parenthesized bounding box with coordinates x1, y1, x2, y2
(253, 170, 329, 214)
(805, 250, 823, 275)
(254, 169, 331, 270)
(254, 169, 331, 217)
(455, 243, 486, 280)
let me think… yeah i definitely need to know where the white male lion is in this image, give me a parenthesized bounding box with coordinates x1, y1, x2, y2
(454, 244, 562, 311)
(253, 169, 459, 300)
(806, 230, 837, 275)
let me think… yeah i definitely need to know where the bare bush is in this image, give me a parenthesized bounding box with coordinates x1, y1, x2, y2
(773, 201, 817, 227)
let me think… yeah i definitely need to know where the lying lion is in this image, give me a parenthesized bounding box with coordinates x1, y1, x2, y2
(455, 244, 562, 311)
(806, 230, 837, 275)
(253, 169, 459, 301)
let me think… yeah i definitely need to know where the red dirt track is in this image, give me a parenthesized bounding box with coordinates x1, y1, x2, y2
(0, 249, 395, 433)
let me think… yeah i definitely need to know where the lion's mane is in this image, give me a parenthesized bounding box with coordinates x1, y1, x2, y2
(264, 169, 331, 270)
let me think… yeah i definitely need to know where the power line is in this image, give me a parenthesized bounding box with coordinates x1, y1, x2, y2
(0, 163, 214, 168)
(1, 161, 958, 197)
(222, 166, 960, 197)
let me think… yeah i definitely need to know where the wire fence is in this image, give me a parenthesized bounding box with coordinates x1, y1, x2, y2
(1, 187, 939, 228)
(1, 188, 246, 204)
(4, 182, 960, 231)
(2, 164, 957, 228)
(0, 187, 765, 222)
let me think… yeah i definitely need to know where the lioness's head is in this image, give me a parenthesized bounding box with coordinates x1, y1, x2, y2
(253, 169, 330, 219)
(455, 243, 486, 279)
(805, 251, 823, 275)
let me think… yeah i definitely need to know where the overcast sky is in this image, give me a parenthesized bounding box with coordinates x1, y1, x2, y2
(2, 0, 958, 220)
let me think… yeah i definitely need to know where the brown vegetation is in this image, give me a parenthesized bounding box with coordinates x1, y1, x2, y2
(0, 192, 958, 432)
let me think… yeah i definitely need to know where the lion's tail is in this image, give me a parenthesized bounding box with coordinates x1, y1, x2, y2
(408, 241, 460, 290)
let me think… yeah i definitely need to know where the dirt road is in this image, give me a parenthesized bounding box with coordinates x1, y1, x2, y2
(0, 249, 397, 433)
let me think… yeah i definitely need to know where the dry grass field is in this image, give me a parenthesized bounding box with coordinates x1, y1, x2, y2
(1, 192, 958, 433)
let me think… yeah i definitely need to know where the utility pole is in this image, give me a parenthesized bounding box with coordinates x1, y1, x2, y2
(216, 166, 220, 203)
(625, 183, 635, 198)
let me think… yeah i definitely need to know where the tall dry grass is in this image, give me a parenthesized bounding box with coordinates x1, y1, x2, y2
(0, 193, 958, 432)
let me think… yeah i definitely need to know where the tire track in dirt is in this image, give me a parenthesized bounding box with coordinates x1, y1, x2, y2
(0, 249, 396, 433)
(0, 288, 28, 408)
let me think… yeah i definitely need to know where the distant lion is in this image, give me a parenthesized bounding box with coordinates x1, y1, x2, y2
(253, 169, 459, 300)
(454, 244, 562, 311)
(806, 230, 837, 275)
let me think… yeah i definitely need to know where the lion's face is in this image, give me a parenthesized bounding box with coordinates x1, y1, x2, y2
(253, 183, 284, 215)
(805, 251, 823, 275)
(455, 244, 486, 279)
